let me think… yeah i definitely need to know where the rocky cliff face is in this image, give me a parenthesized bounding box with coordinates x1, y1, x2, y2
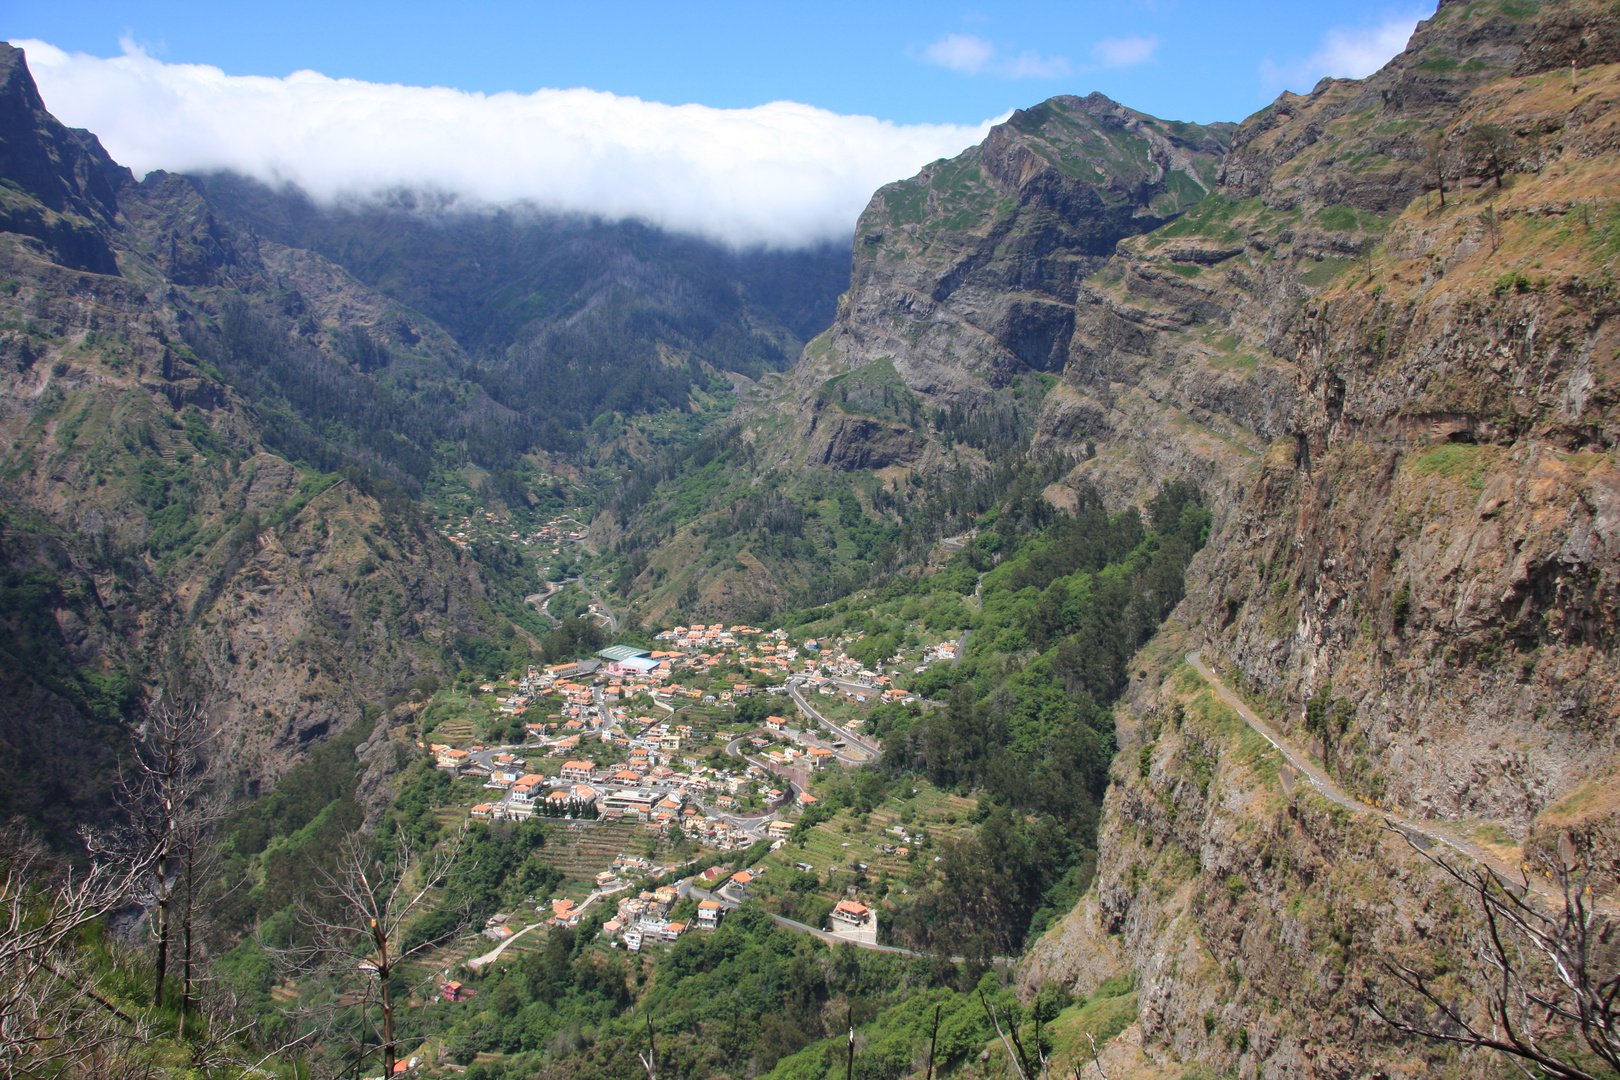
(1034, 0, 1618, 832)
(0, 44, 123, 274)
(1009, 0, 1620, 1075)
(749, 93, 1232, 478)
(711, 0, 1620, 1073)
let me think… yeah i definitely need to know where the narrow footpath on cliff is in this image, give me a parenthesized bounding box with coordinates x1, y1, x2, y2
(1185, 651, 1614, 916)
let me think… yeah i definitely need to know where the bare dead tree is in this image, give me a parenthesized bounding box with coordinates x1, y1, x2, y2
(1479, 207, 1502, 255)
(121, 695, 219, 1013)
(0, 823, 157, 1079)
(1422, 131, 1453, 210)
(1370, 825, 1620, 1080)
(164, 976, 318, 1080)
(979, 991, 1048, 1080)
(174, 816, 235, 1044)
(1078, 1031, 1109, 1080)
(637, 1013, 659, 1080)
(846, 1004, 855, 1080)
(288, 826, 467, 1079)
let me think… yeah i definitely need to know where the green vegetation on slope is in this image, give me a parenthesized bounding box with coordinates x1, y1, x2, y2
(869, 482, 1210, 953)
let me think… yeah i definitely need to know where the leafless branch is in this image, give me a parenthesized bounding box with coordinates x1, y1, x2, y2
(0, 824, 157, 1079)
(980, 990, 1036, 1080)
(276, 825, 469, 1078)
(1369, 822, 1620, 1080)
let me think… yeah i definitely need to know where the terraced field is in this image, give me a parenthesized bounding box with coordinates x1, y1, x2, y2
(751, 781, 977, 917)
(534, 820, 656, 892)
(431, 717, 478, 743)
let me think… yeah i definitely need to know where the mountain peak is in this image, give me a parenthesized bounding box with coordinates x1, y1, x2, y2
(0, 41, 127, 273)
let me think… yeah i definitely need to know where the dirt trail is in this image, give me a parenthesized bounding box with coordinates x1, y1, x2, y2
(1185, 650, 1613, 916)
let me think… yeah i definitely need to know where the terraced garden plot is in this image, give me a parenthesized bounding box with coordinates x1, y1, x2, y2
(434, 807, 466, 832)
(754, 780, 977, 904)
(399, 934, 487, 989)
(671, 704, 738, 729)
(768, 821, 883, 876)
(432, 717, 478, 742)
(533, 820, 657, 885)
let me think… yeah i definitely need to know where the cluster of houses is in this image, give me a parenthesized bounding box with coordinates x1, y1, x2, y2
(530, 515, 588, 554)
(438, 737, 795, 850)
(598, 883, 730, 952)
(439, 511, 586, 555)
(474, 621, 943, 743)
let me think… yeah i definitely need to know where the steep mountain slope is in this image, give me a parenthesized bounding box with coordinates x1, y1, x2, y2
(597, 95, 1235, 624)
(761, 93, 1233, 477)
(191, 173, 849, 451)
(1004, 1, 1620, 1076)
(1027, 0, 1617, 829)
(585, 0, 1620, 1072)
(0, 43, 539, 826)
(0, 44, 120, 274)
(0, 33, 855, 826)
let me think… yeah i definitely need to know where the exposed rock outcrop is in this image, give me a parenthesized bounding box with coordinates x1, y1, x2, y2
(1011, 1, 1620, 1075)
(748, 93, 1233, 477)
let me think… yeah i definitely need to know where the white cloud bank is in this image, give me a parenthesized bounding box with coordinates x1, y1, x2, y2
(923, 34, 998, 75)
(1260, 13, 1428, 94)
(16, 38, 1001, 249)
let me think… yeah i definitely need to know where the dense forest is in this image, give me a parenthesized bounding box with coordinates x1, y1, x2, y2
(777, 483, 1209, 957)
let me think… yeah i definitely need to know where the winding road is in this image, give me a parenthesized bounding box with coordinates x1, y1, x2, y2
(584, 577, 621, 634)
(786, 678, 878, 762)
(466, 882, 630, 970)
(1185, 650, 1612, 914)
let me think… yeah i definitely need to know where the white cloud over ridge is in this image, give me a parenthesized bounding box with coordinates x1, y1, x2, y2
(18, 39, 1000, 249)
(1260, 13, 1426, 94)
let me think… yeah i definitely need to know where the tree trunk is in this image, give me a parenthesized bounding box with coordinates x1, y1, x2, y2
(180, 845, 195, 1038)
(377, 922, 395, 1077)
(153, 894, 169, 1007)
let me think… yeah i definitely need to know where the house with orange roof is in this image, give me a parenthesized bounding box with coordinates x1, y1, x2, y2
(561, 760, 596, 781)
(832, 900, 870, 927)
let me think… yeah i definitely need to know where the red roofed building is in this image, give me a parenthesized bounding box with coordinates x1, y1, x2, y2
(831, 900, 870, 927)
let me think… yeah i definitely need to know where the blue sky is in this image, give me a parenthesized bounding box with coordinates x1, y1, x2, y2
(6, 1, 1432, 124)
(5, 2, 1436, 246)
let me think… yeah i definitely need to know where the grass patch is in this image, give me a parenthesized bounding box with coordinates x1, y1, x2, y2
(1046, 991, 1139, 1072)
(1299, 257, 1358, 288)
(1408, 442, 1493, 489)
(1171, 662, 1207, 696)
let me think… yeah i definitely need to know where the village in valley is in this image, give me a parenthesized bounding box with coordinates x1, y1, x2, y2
(408, 608, 973, 994)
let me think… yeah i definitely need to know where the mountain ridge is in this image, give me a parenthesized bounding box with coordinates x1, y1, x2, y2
(0, 39, 847, 826)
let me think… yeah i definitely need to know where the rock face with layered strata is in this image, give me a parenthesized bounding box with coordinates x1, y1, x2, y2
(1012, 1, 1620, 1075)
(755, 93, 1233, 477)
